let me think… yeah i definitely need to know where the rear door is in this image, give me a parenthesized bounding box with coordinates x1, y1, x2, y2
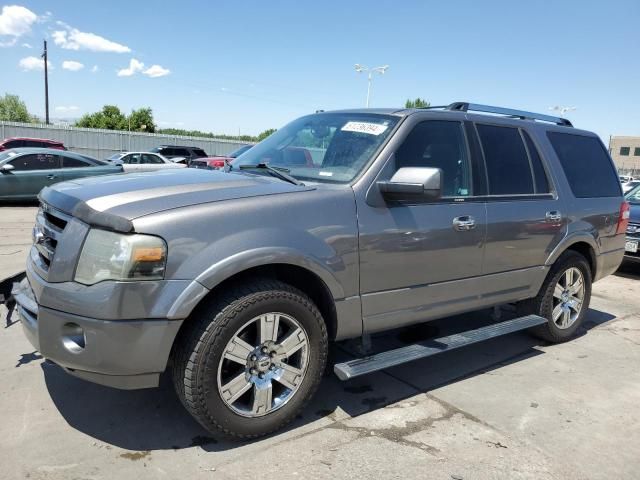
(477, 124, 566, 281)
(1, 152, 61, 199)
(61, 154, 98, 181)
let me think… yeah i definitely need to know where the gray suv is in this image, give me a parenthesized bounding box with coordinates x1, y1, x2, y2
(13, 103, 627, 439)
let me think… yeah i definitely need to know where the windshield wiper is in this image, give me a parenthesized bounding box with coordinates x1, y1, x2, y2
(238, 163, 303, 186)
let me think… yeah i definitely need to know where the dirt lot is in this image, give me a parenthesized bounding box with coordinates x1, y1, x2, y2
(1, 205, 639, 480)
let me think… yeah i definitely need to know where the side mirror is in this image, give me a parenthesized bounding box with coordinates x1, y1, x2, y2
(377, 167, 442, 202)
(1, 164, 15, 173)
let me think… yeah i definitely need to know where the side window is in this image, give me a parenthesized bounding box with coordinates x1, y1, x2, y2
(193, 149, 207, 157)
(62, 156, 90, 168)
(142, 154, 163, 164)
(476, 124, 533, 195)
(9, 153, 59, 171)
(547, 132, 621, 198)
(162, 148, 175, 157)
(395, 121, 471, 197)
(176, 148, 190, 157)
(129, 153, 142, 164)
(522, 131, 550, 193)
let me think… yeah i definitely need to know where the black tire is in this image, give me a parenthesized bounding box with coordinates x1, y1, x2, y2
(517, 251, 592, 343)
(171, 279, 328, 439)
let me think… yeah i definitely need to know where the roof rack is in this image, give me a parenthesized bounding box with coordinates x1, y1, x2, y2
(444, 102, 573, 127)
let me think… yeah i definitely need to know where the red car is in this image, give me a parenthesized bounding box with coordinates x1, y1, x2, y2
(190, 144, 253, 169)
(0, 137, 66, 152)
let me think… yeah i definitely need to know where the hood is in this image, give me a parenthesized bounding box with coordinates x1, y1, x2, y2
(40, 168, 313, 232)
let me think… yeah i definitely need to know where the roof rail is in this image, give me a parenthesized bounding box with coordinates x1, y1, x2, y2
(445, 102, 573, 127)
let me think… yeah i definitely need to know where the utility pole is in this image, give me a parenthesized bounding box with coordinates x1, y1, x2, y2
(42, 40, 50, 124)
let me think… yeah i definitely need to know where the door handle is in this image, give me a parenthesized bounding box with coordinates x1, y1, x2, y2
(453, 215, 476, 231)
(47, 174, 57, 179)
(546, 211, 562, 223)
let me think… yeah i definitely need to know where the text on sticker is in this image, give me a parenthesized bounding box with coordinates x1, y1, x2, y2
(341, 121, 388, 135)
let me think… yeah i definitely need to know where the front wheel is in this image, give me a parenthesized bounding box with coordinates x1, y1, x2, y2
(171, 279, 328, 439)
(518, 251, 592, 343)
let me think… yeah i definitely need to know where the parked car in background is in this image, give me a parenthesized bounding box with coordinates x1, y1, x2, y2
(13, 102, 626, 439)
(106, 152, 186, 172)
(0, 148, 122, 201)
(190, 144, 253, 169)
(623, 180, 640, 194)
(0, 137, 66, 152)
(620, 175, 635, 184)
(150, 145, 207, 164)
(623, 184, 640, 264)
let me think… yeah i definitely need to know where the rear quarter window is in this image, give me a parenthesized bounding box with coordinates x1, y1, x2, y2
(547, 132, 621, 198)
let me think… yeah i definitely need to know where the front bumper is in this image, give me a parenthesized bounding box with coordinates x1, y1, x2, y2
(12, 266, 194, 390)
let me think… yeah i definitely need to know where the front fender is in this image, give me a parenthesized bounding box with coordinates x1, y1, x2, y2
(194, 246, 345, 299)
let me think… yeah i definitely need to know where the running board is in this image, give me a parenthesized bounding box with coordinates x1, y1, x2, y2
(334, 315, 546, 381)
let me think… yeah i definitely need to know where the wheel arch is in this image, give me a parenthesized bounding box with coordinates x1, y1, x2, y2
(173, 262, 339, 342)
(546, 234, 597, 279)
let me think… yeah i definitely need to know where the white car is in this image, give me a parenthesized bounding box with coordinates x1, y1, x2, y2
(106, 152, 186, 172)
(623, 180, 640, 194)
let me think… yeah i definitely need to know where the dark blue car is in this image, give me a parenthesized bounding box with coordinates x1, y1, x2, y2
(624, 184, 640, 263)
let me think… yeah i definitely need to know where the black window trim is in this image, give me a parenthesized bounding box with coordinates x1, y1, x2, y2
(473, 121, 557, 201)
(520, 128, 556, 196)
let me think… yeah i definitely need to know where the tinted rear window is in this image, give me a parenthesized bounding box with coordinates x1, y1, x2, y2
(476, 124, 533, 195)
(522, 131, 550, 194)
(62, 156, 90, 168)
(547, 132, 621, 198)
(192, 148, 207, 157)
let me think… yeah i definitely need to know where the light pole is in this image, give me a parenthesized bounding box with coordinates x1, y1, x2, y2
(549, 105, 576, 117)
(355, 64, 389, 108)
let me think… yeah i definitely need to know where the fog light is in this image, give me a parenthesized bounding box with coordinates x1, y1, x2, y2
(61, 323, 85, 353)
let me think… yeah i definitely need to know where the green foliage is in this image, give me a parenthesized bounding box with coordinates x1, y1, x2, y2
(257, 128, 277, 141)
(405, 97, 431, 109)
(75, 105, 156, 132)
(128, 107, 156, 132)
(0, 93, 33, 122)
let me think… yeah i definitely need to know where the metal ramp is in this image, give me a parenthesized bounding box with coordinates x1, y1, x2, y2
(334, 315, 547, 381)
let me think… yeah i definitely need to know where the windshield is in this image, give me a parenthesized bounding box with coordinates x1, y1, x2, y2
(233, 113, 399, 183)
(108, 153, 125, 160)
(626, 184, 640, 203)
(229, 145, 252, 158)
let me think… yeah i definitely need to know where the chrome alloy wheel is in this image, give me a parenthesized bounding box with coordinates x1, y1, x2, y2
(552, 267, 585, 329)
(217, 312, 310, 417)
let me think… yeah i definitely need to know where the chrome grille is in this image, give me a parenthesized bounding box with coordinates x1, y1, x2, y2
(33, 203, 71, 271)
(627, 222, 640, 239)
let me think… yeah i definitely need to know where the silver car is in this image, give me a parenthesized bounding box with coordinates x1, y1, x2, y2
(13, 103, 626, 439)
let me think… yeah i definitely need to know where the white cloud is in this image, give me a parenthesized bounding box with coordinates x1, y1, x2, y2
(117, 58, 144, 76)
(0, 37, 16, 47)
(18, 55, 51, 71)
(52, 23, 130, 53)
(91, 65, 98, 73)
(55, 105, 79, 113)
(62, 60, 84, 71)
(143, 64, 170, 78)
(21, 42, 32, 48)
(0, 5, 37, 37)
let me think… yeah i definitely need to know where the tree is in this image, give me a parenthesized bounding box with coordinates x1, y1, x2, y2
(257, 128, 277, 141)
(76, 105, 127, 130)
(0, 93, 33, 122)
(128, 107, 156, 133)
(405, 97, 430, 109)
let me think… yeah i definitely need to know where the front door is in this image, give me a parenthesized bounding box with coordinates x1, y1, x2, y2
(2, 152, 62, 199)
(357, 120, 488, 333)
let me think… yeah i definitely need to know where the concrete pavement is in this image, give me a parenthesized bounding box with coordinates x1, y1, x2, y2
(0, 205, 638, 480)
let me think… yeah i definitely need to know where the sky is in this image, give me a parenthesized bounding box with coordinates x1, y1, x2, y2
(1, 0, 639, 141)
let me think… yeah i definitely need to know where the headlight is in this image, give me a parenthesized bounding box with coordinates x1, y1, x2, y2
(75, 229, 167, 285)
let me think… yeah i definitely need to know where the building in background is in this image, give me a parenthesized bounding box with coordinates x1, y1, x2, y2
(609, 136, 640, 174)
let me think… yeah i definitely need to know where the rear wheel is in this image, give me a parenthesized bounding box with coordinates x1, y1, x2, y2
(518, 251, 592, 343)
(171, 279, 328, 439)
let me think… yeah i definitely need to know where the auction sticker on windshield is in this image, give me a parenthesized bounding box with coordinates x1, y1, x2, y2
(341, 121, 388, 135)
